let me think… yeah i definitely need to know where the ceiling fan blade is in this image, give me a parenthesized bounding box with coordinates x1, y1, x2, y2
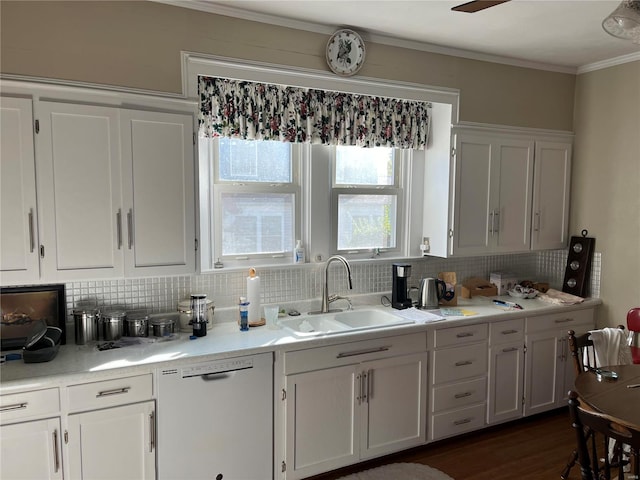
(452, 0, 511, 13)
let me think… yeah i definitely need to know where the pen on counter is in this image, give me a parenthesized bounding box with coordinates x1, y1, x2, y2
(493, 299, 523, 310)
(627, 384, 640, 389)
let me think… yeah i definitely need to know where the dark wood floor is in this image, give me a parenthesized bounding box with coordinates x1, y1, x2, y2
(306, 408, 581, 480)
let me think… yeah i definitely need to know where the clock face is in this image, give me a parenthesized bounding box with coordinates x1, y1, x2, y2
(326, 29, 366, 76)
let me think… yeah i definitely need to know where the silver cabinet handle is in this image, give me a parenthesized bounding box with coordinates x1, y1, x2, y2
(356, 373, 362, 404)
(149, 411, 155, 453)
(361, 371, 368, 403)
(554, 318, 573, 324)
(127, 208, 134, 249)
(534, 212, 541, 232)
(494, 210, 500, 233)
(456, 332, 474, 338)
(28, 209, 35, 253)
(337, 346, 390, 358)
(116, 209, 122, 249)
(455, 360, 473, 367)
(96, 386, 130, 398)
(453, 418, 472, 426)
(501, 329, 518, 335)
(0, 402, 28, 412)
(53, 429, 60, 473)
(454, 391, 473, 399)
(488, 211, 495, 235)
(502, 347, 519, 353)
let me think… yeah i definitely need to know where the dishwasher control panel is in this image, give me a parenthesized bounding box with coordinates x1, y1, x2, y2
(159, 357, 254, 378)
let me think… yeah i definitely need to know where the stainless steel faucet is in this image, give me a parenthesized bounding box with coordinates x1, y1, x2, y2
(311, 255, 353, 314)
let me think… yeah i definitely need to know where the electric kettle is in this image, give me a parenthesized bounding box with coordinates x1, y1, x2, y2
(417, 277, 451, 309)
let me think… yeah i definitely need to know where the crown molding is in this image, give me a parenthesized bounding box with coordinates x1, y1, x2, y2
(153, 0, 578, 75)
(577, 51, 640, 74)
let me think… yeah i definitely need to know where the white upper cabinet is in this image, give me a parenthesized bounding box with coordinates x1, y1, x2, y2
(35, 101, 124, 281)
(423, 125, 572, 258)
(33, 101, 195, 281)
(452, 133, 534, 256)
(0, 97, 40, 285)
(530, 141, 571, 250)
(120, 109, 195, 277)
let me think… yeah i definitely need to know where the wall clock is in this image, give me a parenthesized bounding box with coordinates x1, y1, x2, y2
(326, 29, 366, 76)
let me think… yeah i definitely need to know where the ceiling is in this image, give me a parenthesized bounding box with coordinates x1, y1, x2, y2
(161, 0, 640, 73)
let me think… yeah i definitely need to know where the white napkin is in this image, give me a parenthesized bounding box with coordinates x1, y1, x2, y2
(588, 327, 633, 366)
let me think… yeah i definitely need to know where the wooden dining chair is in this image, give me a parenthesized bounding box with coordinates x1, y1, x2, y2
(561, 326, 626, 479)
(568, 390, 640, 480)
(567, 325, 626, 377)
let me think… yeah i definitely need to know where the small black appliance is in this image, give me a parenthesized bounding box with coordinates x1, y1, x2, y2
(392, 263, 413, 310)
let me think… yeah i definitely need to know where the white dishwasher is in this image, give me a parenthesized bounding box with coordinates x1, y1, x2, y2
(157, 352, 273, 480)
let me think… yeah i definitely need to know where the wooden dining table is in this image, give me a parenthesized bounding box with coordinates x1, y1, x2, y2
(574, 364, 640, 429)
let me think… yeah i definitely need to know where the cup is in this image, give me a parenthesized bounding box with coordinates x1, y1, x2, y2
(264, 305, 280, 330)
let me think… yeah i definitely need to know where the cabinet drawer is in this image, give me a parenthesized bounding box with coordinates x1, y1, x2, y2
(433, 323, 488, 348)
(526, 308, 594, 333)
(284, 333, 427, 375)
(490, 318, 524, 345)
(431, 404, 486, 441)
(67, 374, 152, 412)
(432, 342, 488, 384)
(432, 377, 487, 413)
(0, 388, 60, 424)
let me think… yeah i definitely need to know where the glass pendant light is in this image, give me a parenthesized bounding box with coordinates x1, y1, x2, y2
(602, 0, 640, 44)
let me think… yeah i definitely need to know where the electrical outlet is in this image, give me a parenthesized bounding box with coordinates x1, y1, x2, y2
(422, 237, 430, 254)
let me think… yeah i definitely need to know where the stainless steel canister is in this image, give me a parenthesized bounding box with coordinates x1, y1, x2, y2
(101, 311, 126, 341)
(124, 314, 149, 337)
(73, 309, 100, 345)
(149, 317, 176, 337)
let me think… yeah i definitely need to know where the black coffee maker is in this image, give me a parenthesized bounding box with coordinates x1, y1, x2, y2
(392, 263, 413, 310)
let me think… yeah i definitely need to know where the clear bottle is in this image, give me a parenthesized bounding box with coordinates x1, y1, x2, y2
(239, 296, 249, 331)
(293, 240, 305, 264)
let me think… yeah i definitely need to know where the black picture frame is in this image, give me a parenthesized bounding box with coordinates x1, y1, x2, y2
(0, 284, 66, 351)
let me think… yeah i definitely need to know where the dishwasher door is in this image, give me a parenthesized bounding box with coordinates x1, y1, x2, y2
(156, 352, 273, 480)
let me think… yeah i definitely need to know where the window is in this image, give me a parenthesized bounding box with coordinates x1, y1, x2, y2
(332, 146, 402, 254)
(209, 138, 301, 265)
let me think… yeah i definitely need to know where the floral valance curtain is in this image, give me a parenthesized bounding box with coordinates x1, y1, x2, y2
(199, 76, 431, 149)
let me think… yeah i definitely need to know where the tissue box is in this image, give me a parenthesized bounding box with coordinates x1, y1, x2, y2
(461, 278, 498, 298)
(490, 272, 518, 295)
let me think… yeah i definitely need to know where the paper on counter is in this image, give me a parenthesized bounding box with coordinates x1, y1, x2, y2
(441, 308, 478, 316)
(394, 307, 445, 324)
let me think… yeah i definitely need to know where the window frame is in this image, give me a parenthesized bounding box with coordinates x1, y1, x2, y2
(208, 137, 303, 268)
(329, 147, 407, 258)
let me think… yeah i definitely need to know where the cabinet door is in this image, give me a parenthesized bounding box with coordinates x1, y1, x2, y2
(361, 353, 427, 459)
(0, 418, 63, 480)
(531, 141, 571, 250)
(523, 330, 563, 416)
(493, 139, 534, 253)
(487, 342, 524, 424)
(1, 97, 40, 285)
(120, 110, 195, 276)
(35, 101, 123, 280)
(285, 365, 359, 479)
(452, 133, 493, 255)
(67, 401, 155, 480)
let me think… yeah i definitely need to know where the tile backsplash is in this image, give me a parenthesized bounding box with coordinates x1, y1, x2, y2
(64, 250, 601, 324)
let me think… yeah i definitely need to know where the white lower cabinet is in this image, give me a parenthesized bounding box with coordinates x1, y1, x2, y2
(67, 401, 155, 480)
(1, 417, 63, 479)
(429, 323, 488, 442)
(283, 334, 427, 479)
(523, 309, 594, 416)
(487, 318, 525, 425)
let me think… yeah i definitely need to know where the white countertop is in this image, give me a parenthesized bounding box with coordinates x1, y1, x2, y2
(0, 295, 601, 394)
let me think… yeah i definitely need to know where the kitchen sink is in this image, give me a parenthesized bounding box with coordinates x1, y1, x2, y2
(280, 308, 413, 336)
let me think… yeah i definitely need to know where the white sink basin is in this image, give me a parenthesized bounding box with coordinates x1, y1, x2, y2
(279, 316, 350, 335)
(280, 308, 413, 336)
